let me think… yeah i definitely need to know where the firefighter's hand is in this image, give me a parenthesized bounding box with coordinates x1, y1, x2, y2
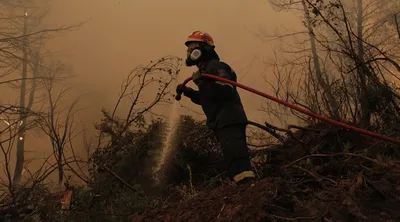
(192, 71, 203, 86)
(176, 84, 191, 94)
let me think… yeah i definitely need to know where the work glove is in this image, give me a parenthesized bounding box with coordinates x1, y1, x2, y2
(176, 84, 193, 95)
(192, 70, 203, 86)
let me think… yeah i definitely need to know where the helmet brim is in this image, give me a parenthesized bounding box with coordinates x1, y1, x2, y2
(185, 39, 214, 47)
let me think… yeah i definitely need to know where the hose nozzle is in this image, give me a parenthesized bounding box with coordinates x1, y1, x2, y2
(175, 93, 182, 101)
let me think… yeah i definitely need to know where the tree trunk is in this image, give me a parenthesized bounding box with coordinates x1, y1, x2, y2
(13, 11, 29, 185)
(301, 0, 340, 119)
(356, 0, 371, 127)
(395, 13, 400, 39)
(58, 147, 63, 187)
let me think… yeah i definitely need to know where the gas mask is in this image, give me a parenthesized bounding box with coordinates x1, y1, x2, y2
(185, 44, 219, 67)
(185, 47, 203, 67)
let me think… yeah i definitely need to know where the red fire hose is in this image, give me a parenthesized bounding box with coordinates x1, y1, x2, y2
(175, 74, 400, 145)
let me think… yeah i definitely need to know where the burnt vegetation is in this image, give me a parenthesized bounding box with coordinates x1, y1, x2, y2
(0, 0, 400, 221)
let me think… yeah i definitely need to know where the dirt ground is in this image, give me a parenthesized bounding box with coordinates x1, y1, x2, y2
(134, 172, 400, 221)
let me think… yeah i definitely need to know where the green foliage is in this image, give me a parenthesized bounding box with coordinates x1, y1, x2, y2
(90, 116, 164, 188)
(82, 113, 165, 219)
(169, 115, 224, 186)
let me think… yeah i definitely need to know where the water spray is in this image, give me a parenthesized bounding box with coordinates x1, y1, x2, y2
(154, 80, 181, 185)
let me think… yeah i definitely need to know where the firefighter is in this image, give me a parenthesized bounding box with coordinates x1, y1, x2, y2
(176, 31, 256, 185)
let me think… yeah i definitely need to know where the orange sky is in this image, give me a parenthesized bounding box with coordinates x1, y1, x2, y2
(43, 0, 301, 126)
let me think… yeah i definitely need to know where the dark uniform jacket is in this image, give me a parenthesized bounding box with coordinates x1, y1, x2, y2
(184, 60, 248, 129)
